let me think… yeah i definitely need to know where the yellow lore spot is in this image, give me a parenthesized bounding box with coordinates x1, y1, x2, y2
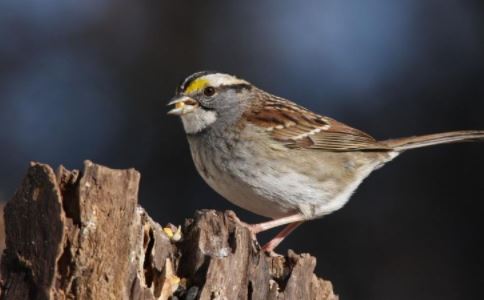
(184, 78, 208, 93)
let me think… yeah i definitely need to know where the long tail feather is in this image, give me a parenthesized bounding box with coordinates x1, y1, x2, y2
(382, 130, 484, 151)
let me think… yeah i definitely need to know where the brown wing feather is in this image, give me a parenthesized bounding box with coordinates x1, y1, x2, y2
(245, 93, 390, 152)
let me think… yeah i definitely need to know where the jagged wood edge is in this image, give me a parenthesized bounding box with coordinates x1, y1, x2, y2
(0, 161, 337, 300)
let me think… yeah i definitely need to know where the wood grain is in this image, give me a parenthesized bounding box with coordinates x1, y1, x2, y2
(0, 162, 337, 300)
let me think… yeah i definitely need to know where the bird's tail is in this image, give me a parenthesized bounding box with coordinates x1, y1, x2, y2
(382, 130, 484, 151)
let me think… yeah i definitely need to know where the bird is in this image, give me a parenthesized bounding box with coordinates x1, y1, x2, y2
(168, 71, 484, 253)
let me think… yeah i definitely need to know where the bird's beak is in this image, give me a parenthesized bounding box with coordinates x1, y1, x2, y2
(167, 96, 199, 116)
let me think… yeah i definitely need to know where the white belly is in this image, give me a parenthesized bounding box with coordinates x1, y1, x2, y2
(188, 136, 387, 220)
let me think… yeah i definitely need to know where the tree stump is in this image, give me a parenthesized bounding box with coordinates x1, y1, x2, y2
(0, 161, 338, 300)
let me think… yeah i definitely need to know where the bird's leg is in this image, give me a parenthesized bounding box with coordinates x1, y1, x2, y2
(249, 214, 306, 234)
(262, 221, 304, 254)
(226, 211, 306, 251)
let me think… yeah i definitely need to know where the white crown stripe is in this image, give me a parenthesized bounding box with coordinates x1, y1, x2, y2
(202, 74, 250, 88)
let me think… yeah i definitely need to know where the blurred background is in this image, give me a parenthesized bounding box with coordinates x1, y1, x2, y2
(1, 0, 483, 299)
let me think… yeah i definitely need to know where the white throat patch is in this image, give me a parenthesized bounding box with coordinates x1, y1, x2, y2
(180, 107, 217, 134)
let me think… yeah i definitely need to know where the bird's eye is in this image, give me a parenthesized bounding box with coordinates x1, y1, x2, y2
(203, 86, 216, 97)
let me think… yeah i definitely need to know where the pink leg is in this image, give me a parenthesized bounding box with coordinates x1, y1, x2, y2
(249, 214, 306, 234)
(225, 211, 306, 250)
(262, 221, 304, 253)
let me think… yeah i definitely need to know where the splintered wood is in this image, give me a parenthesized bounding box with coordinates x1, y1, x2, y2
(0, 161, 337, 300)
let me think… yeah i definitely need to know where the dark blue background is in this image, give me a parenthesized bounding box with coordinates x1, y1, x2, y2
(1, 1, 483, 299)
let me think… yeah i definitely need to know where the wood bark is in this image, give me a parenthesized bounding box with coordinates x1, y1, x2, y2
(0, 161, 338, 300)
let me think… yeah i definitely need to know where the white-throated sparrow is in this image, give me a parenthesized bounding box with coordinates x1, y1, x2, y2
(168, 71, 484, 252)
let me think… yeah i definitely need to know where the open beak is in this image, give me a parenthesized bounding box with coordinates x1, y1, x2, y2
(167, 96, 199, 116)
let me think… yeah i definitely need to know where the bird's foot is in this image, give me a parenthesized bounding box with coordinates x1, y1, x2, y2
(261, 238, 281, 255)
(225, 210, 258, 240)
(261, 241, 283, 257)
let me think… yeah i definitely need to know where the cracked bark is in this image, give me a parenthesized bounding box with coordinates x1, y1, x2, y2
(0, 161, 338, 300)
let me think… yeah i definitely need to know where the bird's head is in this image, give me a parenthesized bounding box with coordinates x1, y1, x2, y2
(168, 71, 253, 134)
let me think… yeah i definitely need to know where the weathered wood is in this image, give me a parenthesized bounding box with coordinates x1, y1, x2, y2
(0, 161, 338, 300)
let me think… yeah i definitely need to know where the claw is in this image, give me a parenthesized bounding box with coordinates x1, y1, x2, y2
(226, 211, 258, 240)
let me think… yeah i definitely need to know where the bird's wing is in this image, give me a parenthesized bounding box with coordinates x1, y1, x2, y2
(244, 96, 390, 151)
